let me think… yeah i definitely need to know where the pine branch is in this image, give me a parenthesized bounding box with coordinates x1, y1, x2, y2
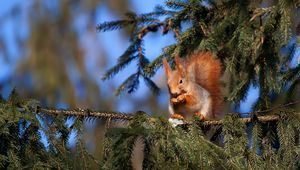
(96, 12, 158, 32)
(115, 72, 140, 95)
(138, 23, 163, 39)
(39, 108, 132, 120)
(143, 76, 160, 95)
(202, 115, 280, 126)
(38, 100, 300, 126)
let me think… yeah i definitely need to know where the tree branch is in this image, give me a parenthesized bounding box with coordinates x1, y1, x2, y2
(202, 114, 280, 126)
(38, 99, 300, 126)
(39, 108, 132, 120)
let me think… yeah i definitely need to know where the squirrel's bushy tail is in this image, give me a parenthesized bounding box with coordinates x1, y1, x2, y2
(186, 52, 223, 117)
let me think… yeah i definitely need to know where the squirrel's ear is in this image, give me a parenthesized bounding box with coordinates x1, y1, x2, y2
(162, 58, 171, 79)
(175, 55, 185, 75)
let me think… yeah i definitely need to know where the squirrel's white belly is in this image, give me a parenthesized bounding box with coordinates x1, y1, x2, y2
(172, 99, 212, 120)
(170, 84, 214, 120)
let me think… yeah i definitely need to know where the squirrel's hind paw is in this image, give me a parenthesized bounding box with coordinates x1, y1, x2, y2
(169, 113, 185, 127)
(195, 112, 205, 121)
(170, 113, 184, 119)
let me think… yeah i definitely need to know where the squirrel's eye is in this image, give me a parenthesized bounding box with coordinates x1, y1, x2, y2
(179, 79, 183, 84)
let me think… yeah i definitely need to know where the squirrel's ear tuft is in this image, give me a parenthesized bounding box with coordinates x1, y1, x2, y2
(162, 58, 171, 79)
(175, 55, 185, 76)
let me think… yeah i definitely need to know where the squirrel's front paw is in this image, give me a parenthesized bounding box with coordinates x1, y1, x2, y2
(177, 94, 186, 102)
(170, 97, 179, 104)
(170, 94, 186, 104)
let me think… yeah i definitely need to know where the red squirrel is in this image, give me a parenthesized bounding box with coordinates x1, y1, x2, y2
(163, 51, 224, 122)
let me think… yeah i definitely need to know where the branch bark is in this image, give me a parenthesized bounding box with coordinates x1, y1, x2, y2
(40, 108, 132, 120)
(39, 108, 291, 126)
(202, 114, 280, 126)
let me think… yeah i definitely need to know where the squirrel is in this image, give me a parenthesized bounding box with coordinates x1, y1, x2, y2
(163, 51, 224, 121)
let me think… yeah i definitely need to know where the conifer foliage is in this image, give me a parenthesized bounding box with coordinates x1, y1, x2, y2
(1, 92, 300, 169)
(1, 0, 300, 169)
(0, 91, 100, 169)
